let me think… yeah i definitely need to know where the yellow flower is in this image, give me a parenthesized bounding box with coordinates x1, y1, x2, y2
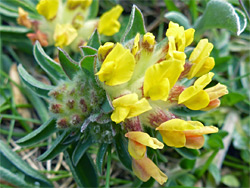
(188, 39, 214, 79)
(178, 72, 214, 110)
(17, 7, 32, 28)
(53, 24, 78, 48)
(143, 32, 155, 45)
(111, 93, 152, 123)
(166, 36, 186, 61)
(156, 119, 218, 149)
(67, 0, 92, 10)
(125, 131, 164, 159)
(201, 83, 228, 111)
(132, 33, 140, 55)
(98, 42, 114, 61)
(98, 5, 123, 36)
(96, 43, 135, 86)
(36, 0, 59, 20)
(144, 59, 184, 101)
(132, 156, 168, 185)
(166, 21, 195, 52)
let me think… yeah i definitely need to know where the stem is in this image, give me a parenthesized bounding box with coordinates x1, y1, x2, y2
(7, 120, 15, 144)
(105, 146, 112, 188)
(0, 114, 41, 124)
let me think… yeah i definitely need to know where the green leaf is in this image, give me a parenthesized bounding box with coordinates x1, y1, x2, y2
(180, 159, 196, 170)
(17, 118, 57, 147)
(208, 163, 221, 184)
(24, 87, 49, 122)
(221, 174, 240, 187)
(164, 11, 191, 29)
(96, 143, 108, 174)
(58, 48, 80, 80)
(87, 30, 101, 49)
(80, 55, 95, 76)
(87, 0, 99, 19)
(175, 148, 200, 160)
(80, 46, 97, 56)
(176, 173, 197, 186)
(64, 149, 98, 187)
(0, 167, 32, 188)
(72, 136, 93, 166)
(37, 130, 70, 161)
(121, 5, 146, 43)
(207, 134, 224, 149)
(18, 64, 54, 98)
(221, 92, 246, 106)
(0, 6, 18, 17)
(114, 131, 132, 171)
(194, 0, 247, 37)
(0, 140, 52, 187)
(34, 42, 68, 82)
(170, 106, 207, 117)
(0, 25, 31, 33)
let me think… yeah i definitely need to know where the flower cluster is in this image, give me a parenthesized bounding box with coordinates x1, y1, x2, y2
(96, 21, 228, 184)
(17, 0, 123, 51)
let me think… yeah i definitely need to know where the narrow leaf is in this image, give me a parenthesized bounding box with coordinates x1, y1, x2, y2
(114, 131, 132, 170)
(170, 106, 207, 117)
(18, 64, 54, 98)
(0, 140, 52, 186)
(58, 48, 80, 80)
(72, 136, 93, 166)
(34, 41, 67, 81)
(96, 143, 108, 174)
(17, 118, 57, 146)
(37, 130, 70, 161)
(64, 149, 99, 187)
(0, 167, 32, 188)
(121, 5, 146, 42)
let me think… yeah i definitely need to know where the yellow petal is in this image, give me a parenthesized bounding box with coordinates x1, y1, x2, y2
(53, 24, 78, 48)
(189, 39, 213, 64)
(159, 130, 186, 147)
(128, 98, 152, 118)
(125, 131, 164, 149)
(143, 32, 155, 45)
(132, 33, 140, 55)
(36, 0, 59, 20)
(98, 42, 114, 60)
(144, 59, 184, 101)
(188, 57, 215, 79)
(156, 119, 199, 131)
(98, 5, 123, 36)
(184, 28, 195, 47)
(194, 72, 214, 89)
(184, 125, 218, 136)
(111, 94, 151, 123)
(128, 139, 146, 159)
(180, 90, 210, 110)
(111, 106, 130, 124)
(205, 83, 228, 101)
(67, 0, 92, 9)
(96, 43, 135, 86)
(132, 157, 168, 185)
